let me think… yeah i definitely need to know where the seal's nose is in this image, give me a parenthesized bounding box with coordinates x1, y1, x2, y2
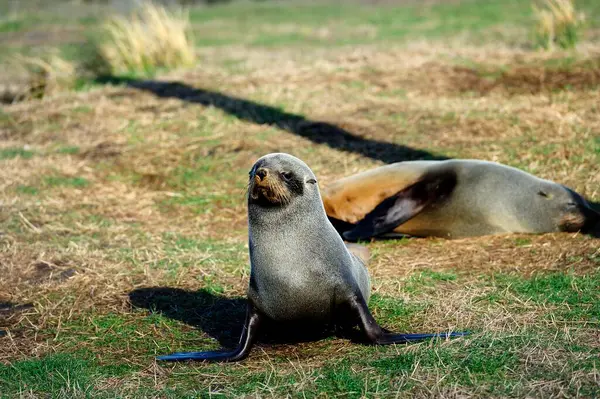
(255, 168, 269, 181)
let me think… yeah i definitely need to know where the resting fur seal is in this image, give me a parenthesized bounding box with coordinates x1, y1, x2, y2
(157, 153, 466, 362)
(322, 159, 600, 241)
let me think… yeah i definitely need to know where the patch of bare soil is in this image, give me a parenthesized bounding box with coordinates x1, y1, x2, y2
(346, 59, 600, 96)
(451, 63, 600, 95)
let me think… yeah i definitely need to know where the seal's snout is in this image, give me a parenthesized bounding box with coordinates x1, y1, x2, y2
(249, 164, 292, 206)
(560, 200, 600, 236)
(255, 168, 268, 182)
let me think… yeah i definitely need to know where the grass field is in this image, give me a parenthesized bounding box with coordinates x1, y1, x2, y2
(1, 0, 600, 397)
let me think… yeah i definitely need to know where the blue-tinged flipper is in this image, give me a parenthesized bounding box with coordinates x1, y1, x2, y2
(392, 331, 470, 343)
(157, 350, 235, 362)
(156, 303, 262, 363)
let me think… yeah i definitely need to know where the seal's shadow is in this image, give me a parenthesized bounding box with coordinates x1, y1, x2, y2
(129, 287, 344, 348)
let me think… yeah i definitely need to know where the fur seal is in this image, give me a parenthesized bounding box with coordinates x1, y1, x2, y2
(157, 153, 467, 362)
(322, 159, 600, 240)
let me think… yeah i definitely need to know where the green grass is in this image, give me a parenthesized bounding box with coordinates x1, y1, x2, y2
(56, 145, 80, 155)
(1, 334, 595, 398)
(44, 175, 89, 188)
(0, 353, 133, 397)
(15, 185, 39, 195)
(0, 147, 34, 160)
(186, 0, 600, 48)
(368, 294, 427, 330)
(402, 269, 458, 294)
(0, 19, 26, 33)
(498, 270, 600, 321)
(370, 335, 521, 388)
(160, 232, 247, 274)
(2, 264, 599, 397)
(54, 312, 209, 359)
(2, 0, 599, 67)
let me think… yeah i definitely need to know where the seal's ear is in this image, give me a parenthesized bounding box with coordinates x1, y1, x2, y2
(343, 171, 457, 241)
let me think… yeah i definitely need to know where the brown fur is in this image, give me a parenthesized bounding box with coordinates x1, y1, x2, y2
(560, 212, 587, 232)
(250, 174, 291, 206)
(322, 165, 424, 223)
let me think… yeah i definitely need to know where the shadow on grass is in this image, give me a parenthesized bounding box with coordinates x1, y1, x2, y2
(96, 76, 446, 164)
(129, 287, 347, 349)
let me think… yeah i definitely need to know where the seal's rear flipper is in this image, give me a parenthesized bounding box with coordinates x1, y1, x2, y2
(157, 303, 262, 363)
(375, 331, 470, 344)
(347, 289, 468, 346)
(157, 350, 241, 362)
(343, 171, 457, 241)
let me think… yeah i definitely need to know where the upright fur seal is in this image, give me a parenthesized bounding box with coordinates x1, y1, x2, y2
(158, 153, 466, 362)
(323, 159, 600, 240)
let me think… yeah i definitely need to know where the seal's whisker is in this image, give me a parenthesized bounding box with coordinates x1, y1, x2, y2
(242, 181, 252, 199)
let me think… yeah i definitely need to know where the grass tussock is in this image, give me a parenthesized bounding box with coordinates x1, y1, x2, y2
(4, 51, 77, 103)
(92, 2, 195, 76)
(533, 0, 586, 49)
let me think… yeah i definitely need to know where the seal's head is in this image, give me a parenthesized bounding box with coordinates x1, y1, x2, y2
(248, 153, 319, 208)
(530, 182, 600, 236)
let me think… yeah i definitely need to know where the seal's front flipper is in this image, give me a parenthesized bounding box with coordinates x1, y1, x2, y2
(347, 291, 468, 346)
(343, 171, 457, 241)
(157, 303, 262, 363)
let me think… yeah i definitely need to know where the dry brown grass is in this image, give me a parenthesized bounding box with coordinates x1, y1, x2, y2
(92, 2, 195, 76)
(0, 41, 599, 396)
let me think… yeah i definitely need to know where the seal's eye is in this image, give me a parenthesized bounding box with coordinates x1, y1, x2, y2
(538, 190, 549, 198)
(280, 171, 292, 181)
(306, 179, 317, 184)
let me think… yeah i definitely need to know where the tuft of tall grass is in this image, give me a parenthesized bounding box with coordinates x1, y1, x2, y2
(91, 2, 195, 76)
(533, 0, 585, 50)
(6, 50, 77, 102)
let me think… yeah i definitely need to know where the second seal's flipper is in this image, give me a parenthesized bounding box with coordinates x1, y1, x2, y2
(157, 303, 262, 363)
(343, 171, 458, 241)
(347, 290, 468, 346)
